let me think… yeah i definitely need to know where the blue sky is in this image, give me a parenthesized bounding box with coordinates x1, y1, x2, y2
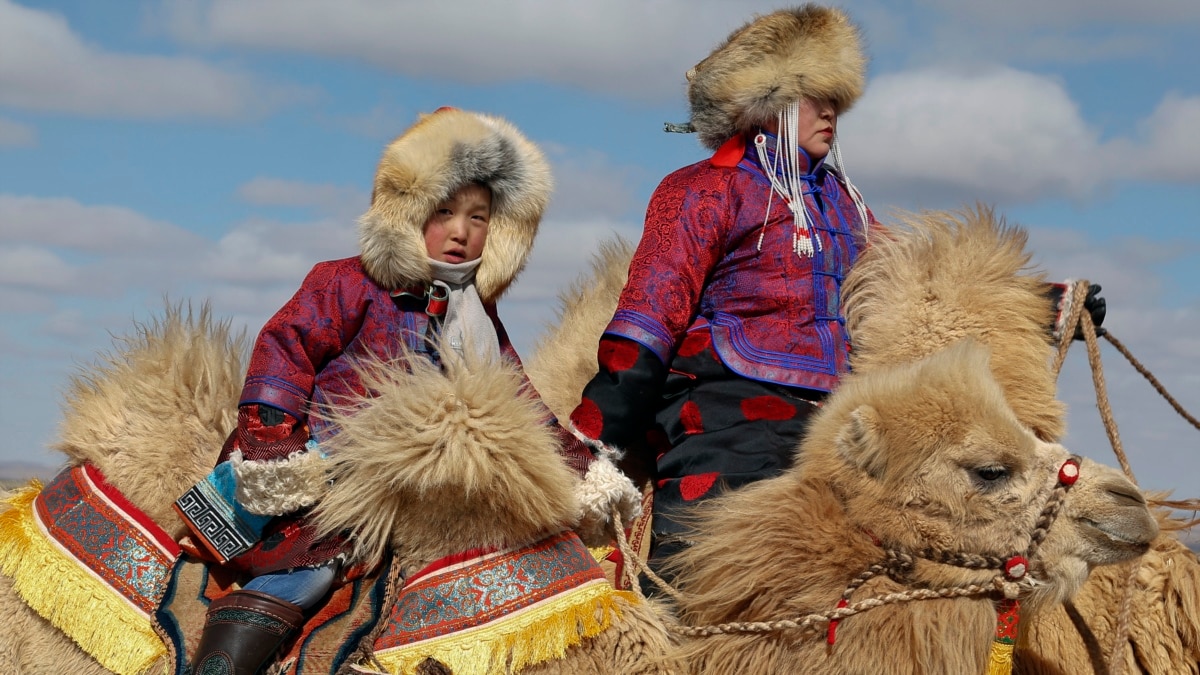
(2, 1, 1198, 516)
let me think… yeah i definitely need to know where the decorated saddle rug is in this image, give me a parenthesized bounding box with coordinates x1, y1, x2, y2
(0, 464, 180, 674)
(157, 555, 388, 675)
(354, 530, 634, 675)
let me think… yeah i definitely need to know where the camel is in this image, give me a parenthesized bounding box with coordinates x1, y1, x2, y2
(525, 207, 1171, 674)
(0, 304, 244, 674)
(306, 345, 677, 675)
(0, 304, 677, 674)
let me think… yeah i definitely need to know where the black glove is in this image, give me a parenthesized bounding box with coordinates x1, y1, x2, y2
(1047, 282, 1107, 341)
(1079, 283, 1106, 340)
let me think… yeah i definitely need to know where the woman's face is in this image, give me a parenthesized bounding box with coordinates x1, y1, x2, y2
(795, 97, 837, 160)
(763, 98, 838, 160)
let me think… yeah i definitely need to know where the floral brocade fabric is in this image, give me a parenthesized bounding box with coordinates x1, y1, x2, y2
(606, 137, 872, 392)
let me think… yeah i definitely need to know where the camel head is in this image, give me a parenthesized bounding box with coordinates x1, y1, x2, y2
(801, 339, 1158, 610)
(311, 345, 580, 574)
(52, 303, 245, 539)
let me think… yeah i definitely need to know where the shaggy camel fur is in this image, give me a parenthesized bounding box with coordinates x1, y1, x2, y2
(309, 347, 678, 674)
(667, 340, 1157, 674)
(0, 304, 243, 674)
(526, 208, 1165, 673)
(1, 305, 677, 673)
(1016, 509, 1200, 675)
(841, 207, 1200, 674)
(526, 238, 635, 424)
(841, 207, 1064, 441)
(51, 304, 246, 540)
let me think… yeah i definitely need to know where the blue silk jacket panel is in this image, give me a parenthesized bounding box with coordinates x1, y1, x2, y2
(239, 256, 519, 444)
(605, 134, 873, 392)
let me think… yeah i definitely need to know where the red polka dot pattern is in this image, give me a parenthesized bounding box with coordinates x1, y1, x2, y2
(680, 401, 704, 435)
(680, 472, 719, 501)
(677, 331, 711, 357)
(570, 397, 604, 440)
(741, 395, 796, 421)
(598, 338, 641, 372)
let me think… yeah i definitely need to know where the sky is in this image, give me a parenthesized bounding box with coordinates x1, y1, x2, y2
(1, 1, 1198, 524)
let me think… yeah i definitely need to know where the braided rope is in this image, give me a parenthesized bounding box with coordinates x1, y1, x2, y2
(1052, 280, 1136, 675)
(610, 505, 686, 605)
(1102, 333, 1200, 432)
(672, 582, 1014, 638)
(606, 462, 1076, 639)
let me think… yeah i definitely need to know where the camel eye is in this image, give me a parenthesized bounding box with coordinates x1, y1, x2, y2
(974, 466, 1008, 482)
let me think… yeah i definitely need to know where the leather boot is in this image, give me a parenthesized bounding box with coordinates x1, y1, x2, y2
(190, 589, 305, 675)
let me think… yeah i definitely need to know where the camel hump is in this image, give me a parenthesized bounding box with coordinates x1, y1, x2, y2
(526, 236, 636, 421)
(52, 300, 248, 536)
(310, 344, 580, 571)
(843, 205, 1065, 440)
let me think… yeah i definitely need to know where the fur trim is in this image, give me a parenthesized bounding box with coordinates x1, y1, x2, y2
(687, 4, 867, 150)
(358, 108, 552, 302)
(574, 449, 643, 548)
(230, 449, 330, 517)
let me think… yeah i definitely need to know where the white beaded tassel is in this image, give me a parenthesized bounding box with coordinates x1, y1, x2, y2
(753, 100, 819, 258)
(829, 136, 872, 243)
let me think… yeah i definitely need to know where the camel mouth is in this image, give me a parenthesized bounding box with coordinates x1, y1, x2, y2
(1081, 517, 1155, 549)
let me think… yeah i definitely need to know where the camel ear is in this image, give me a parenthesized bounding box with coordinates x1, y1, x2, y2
(837, 405, 887, 480)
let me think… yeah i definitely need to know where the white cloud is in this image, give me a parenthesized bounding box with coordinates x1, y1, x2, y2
(924, 0, 1200, 26)
(1134, 93, 1200, 183)
(237, 177, 368, 218)
(0, 0, 304, 118)
(0, 246, 79, 291)
(157, 0, 785, 100)
(0, 116, 35, 146)
(842, 67, 1200, 207)
(843, 66, 1113, 205)
(543, 148, 644, 221)
(0, 195, 205, 254)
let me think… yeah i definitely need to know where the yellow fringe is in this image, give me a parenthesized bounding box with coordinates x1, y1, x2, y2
(0, 481, 167, 675)
(986, 640, 1014, 675)
(372, 583, 636, 675)
(587, 545, 614, 563)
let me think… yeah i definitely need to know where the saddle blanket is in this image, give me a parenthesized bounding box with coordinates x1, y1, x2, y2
(0, 464, 180, 674)
(359, 530, 634, 675)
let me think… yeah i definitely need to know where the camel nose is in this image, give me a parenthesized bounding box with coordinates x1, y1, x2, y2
(1101, 478, 1147, 508)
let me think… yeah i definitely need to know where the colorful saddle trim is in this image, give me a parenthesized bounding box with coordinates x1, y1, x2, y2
(363, 530, 634, 675)
(0, 464, 179, 674)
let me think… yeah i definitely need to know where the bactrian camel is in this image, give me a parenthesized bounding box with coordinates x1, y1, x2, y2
(0, 305, 677, 674)
(526, 206, 1173, 674)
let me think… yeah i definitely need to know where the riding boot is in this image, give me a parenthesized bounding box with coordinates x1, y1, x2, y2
(190, 589, 305, 675)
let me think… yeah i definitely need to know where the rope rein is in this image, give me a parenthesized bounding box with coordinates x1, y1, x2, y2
(1049, 279, 1200, 675)
(612, 459, 1079, 639)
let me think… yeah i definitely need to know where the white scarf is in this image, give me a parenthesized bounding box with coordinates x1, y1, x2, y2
(427, 258, 501, 364)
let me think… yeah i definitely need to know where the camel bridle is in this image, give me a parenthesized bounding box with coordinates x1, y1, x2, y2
(616, 455, 1083, 642)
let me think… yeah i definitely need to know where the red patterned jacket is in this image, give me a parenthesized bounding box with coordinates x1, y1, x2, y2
(241, 256, 526, 443)
(605, 133, 875, 392)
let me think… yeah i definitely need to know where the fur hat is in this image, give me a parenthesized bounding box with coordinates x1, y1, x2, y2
(358, 108, 553, 303)
(687, 4, 867, 150)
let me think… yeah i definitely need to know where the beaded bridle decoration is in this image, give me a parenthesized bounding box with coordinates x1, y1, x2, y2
(620, 455, 1083, 666)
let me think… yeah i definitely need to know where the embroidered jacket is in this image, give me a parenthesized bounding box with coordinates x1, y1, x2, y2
(240, 256, 528, 444)
(606, 132, 874, 392)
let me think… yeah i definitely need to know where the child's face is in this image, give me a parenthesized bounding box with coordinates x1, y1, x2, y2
(423, 183, 491, 263)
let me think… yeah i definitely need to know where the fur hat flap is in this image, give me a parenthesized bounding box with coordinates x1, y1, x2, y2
(687, 4, 867, 150)
(358, 108, 552, 302)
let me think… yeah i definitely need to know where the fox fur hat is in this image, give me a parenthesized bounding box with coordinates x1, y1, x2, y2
(358, 107, 553, 303)
(687, 4, 867, 150)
